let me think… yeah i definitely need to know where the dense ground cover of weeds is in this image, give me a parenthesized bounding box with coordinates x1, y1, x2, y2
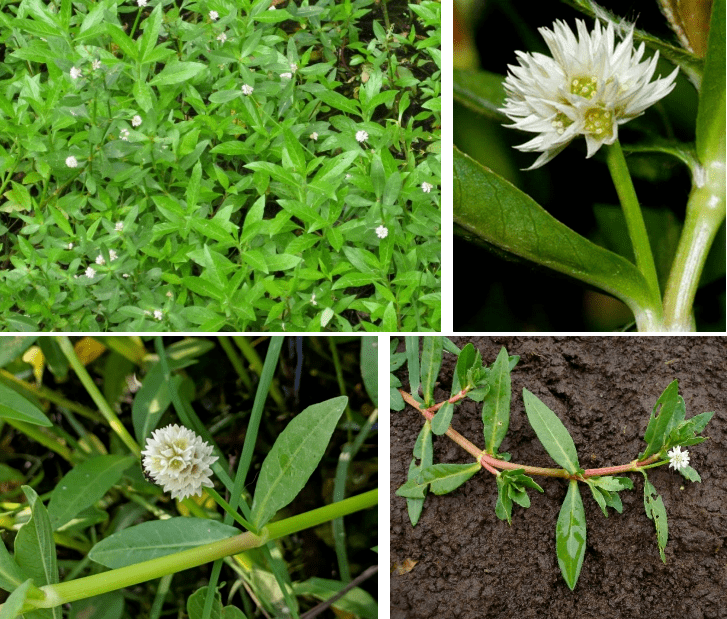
(0, 0, 441, 332)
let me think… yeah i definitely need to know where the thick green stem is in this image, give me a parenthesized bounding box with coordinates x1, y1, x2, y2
(19, 490, 376, 612)
(662, 151, 726, 330)
(605, 140, 663, 328)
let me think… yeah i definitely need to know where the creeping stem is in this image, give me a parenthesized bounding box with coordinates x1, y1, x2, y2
(401, 390, 662, 478)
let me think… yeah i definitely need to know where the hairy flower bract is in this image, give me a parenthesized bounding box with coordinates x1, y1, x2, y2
(500, 19, 678, 169)
(142, 424, 218, 499)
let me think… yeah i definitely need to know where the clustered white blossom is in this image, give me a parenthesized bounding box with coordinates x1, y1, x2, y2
(217, 32, 227, 43)
(310, 132, 318, 141)
(500, 19, 679, 169)
(85, 266, 96, 278)
(356, 130, 368, 143)
(132, 115, 142, 127)
(92, 59, 102, 71)
(115, 222, 124, 232)
(65, 156, 78, 168)
(120, 128, 130, 141)
(70, 66, 82, 79)
(375, 225, 388, 239)
(421, 182, 433, 193)
(241, 84, 254, 95)
(209, 10, 218, 20)
(667, 446, 689, 471)
(153, 309, 163, 321)
(137, 0, 147, 7)
(142, 424, 218, 500)
(280, 72, 292, 79)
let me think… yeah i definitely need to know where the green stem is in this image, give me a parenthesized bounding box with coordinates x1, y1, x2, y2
(661, 153, 726, 330)
(21, 489, 376, 612)
(55, 337, 141, 457)
(605, 140, 663, 327)
(205, 487, 255, 532)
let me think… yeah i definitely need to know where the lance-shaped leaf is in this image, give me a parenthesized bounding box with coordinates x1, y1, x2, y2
(586, 476, 633, 517)
(431, 401, 454, 435)
(451, 343, 476, 394)
(556, 480, 587, 590)
(404, 422, 433, 526)
(666, 410, 715, 448)
(420, 337, 442, 407)
(641, 380, 681, 459)
(482, 347, 512, 454)
(522, 389, 580, 474)
(494, 469, 543, 525)
(643, 478, 668, 563)
(397, 463, 481, 498)
(251, 396, 348, 530)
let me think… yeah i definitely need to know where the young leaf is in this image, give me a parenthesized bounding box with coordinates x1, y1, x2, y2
(678, 466, 701, 483)
(556, 480, 587, 590)
(643, 478, 668, 563)
(640, 380, 680, 459)
(405, 422, 433, 526)
(405, 461, 425, 526)
(0, 534, 28, 593)
(451, 343, 476, 394)
(427, 463, 481, 495)
(495, 475, 513, 525)
(420, 337, 443, 407)
(482, 347, 512, 454)
(251, 396, 348, 530)
(431, 401, 454, 435)
(522, 389, 580, 474)
(0, 382, 52, 427)
(14, 486, 58, 589)
(0, 579, 34, 619)
(405, 336, 420, 396)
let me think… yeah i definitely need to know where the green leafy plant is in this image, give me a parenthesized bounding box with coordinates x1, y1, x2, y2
(394, 337, 714, 590)
(0, 335, 378, 618)
(454, 0, 724, 331)
(0, 0, 440, 331)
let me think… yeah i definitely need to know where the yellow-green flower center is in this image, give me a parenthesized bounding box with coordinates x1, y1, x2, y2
(551, 112, 573, 135)
(584, 108, 613, 137)
(571, 76, 598, 100)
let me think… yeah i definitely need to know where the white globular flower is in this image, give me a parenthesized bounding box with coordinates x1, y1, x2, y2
(65, 156, 78, 168)
(70, 66, 82, 79)
(356, 130, 368, 143)
(153, 309, 163, 321)
(95, 255, 106, 266)
(85, 266, 96, 278)
(500, 19, 679, 170)
(119, 128, 130, 141)
(310, 292, 317, 306)
(217, 32, 227, 43)
(115, 221, 124, 232)
(310, 132, 318, 141)
(132, 115, 142, 127)
(142, 424, 219, 500)
(109, 249, 118, 261)
(92, 59, 102, 71)
(67, 242, 74, 250)
(209, 10, 219, 20)
(241, 84, 254, 95)
(421, 182, 433, 193)
(375, 225, 388, 239)
(280, 72, 292, 79)
(667, 446, 690, 471)
(137, 0, 147, 7)
(290, 63, 298, 73)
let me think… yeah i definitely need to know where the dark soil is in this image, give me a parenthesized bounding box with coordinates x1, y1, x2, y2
(391, 337, 727, 619)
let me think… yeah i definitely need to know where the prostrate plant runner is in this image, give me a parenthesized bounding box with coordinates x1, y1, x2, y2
(394, 339, 714, 590)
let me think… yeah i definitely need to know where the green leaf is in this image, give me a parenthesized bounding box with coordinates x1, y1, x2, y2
(451, 342, 476, 394)
(282, 128, 307, 175)
(0, 534, 28, 593)
(15, 486, 57, 587)
(311, 89, 360, 116)
(187, 586, 224, 619)
(482, 347, 511, 454)
(397, 463, 480, 498)
(292, 577, 377, 619)
(360, 336, 378, 407)
(586, 476, 632, 517)
(0, 337, 37, 369)
(48, 455, 135, 530)
(695, 0, 725, 163)
(643, 478, 668, 563)
(420, 336, 442, 407)
(453, 147, 658, 316)
(250, 396, 348, 530)
(666, 410, 715, 446)
(0, 382, 52, 427)
(453, 68, 506, 120)
(0, 579, 33, 619)
(405, 336, 420, 396)
(138, 4, 162, 64)
(556, 480, 587, 590)
(641, 380, 680, 459)
(405, 422, 433, 526)
(430, 401, 453, 435)
(88, 518, 239, 568)
(522, 389, 580, 474)
(678, 465, 701, 483)
(150, 62, 206, 87)
(107, 24, 138, 61)
(494, 475, 513, 524)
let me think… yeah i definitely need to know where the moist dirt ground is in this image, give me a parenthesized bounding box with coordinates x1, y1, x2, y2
(390, 337, 727, 619)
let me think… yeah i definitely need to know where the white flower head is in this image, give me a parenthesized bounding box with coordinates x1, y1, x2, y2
(667, 446, 690, 471)
(280, 72, 292, 79)
(65, 156, 78, 168)
(67, 242, 74, 250)
(142, 424, 219, 500)
(421, 182, 433, 193)
(310, 292, 317, 306)
(92, 59, 102, 71)
(375, 225, 388, 239)
(95, 255, 106, 265)
(241, 84, 254, 95)
(137, 0, 147, 6)
(153, 309, 163, 321)
(290, 63, 298, 73)
(356, 130, 368, 143)
(132, 115, 142, 127)
(500, 19, 679, 170)
(310, 132, 318, 141)
(209, 10, 219, 20)
(119, 128, 130, 141)
(109, 249, 118, 261)
(85, 266, 96, 278)
(70, 66, 82, 79)
(217, 31, 227, 43)
(115, 221, 124, 232)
